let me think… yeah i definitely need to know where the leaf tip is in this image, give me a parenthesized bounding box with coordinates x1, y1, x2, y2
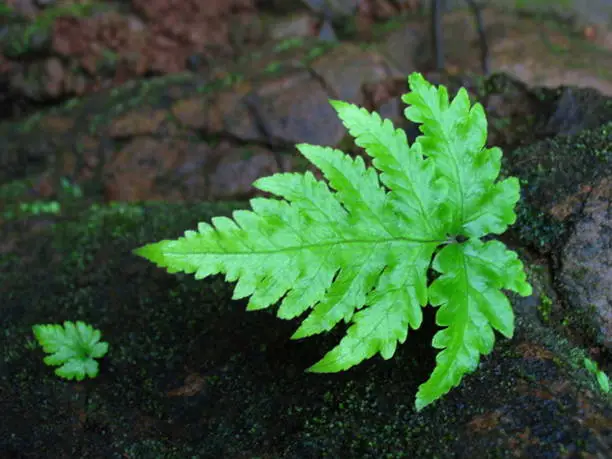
(328, 99, 347, 110)
(414, 395, 431, 412)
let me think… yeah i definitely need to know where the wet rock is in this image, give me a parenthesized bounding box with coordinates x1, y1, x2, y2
(9, 60, 48, 100)
(102, 136, 186, 202)
(211, 86, 263, 142)
(1, 50, 607, 212)
(509, 121, 612, 236)
(107, 109, 169, 139)
(476, 73, 540, 149)
(228, 10, 265, 48)
(208, 144, 293, 199)
(360, 75, 406, 124)
(316, 17, 338, 41)
(0, 1, 261, 104)
(4, 0, 37, 17)
(266, 12, 317, 40)
(0, 197, 611, 458)
(539, 86, 612, 137)
(34, 0, 55, 7)
(43, 56, 63, 98)
(101, 137, 293, 203)
(61, 70, 86, 96)
(131, 0, 259, 68)
(558, 176, 612, 349)
(374, 22, 422, 76)
(4, 0, 612, 116)
(37, 113, 74, 135)
(242, 70, 345, 146)
(170, 97, 214, 131)
(52, 12, 151, 76)
(302, 0, 361, 17)
(310, 42, 401, 105)
(0, 12, 51, 58)
(419, 7, 612, 94)
(508, 109, 612, 350)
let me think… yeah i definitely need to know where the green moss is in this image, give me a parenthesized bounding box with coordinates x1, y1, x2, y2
(273, 37, 305, 52)
(537, 293, 553, 324)
(0, 3, 16, 16)
(560, 302, 601, 344)
(303, 42, 337, 64)
(0, 178, 33, 200)
(17, 112, 43, 135)
(371, 13, 422, 41)
(514, 201, 567, 251)
(96, 48, 120, 76)
(264, 61, 282, 74)
(195, 72, 244, 94)
(510, 120, 612, 252)
(1, 197, 609, 456)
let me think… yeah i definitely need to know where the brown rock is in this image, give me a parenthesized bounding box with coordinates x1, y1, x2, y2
(374, 22, 422, 76)
(38, 115, 75, 135)
(163, 142, 213, 201)
(107, 109, 167, 138)
(57, 148, 77, 177)
(369, 0, 398, 19)
(310, 43, 396, 105)
(559, 176, 612, 349)
(75, 135, 102, 182)
(208, 144, 288, 199)
(243, 70, 345, 146)
(267, 13, 317, 40)
(211, 89, 261, 142)
(103, 137, 183, 201)
(52, 16, 91, 57)
(43, 57, 65, 98)
(171, 98, 210, 130)
(6, 0, 37, 18)
(61, 71, 87, 96)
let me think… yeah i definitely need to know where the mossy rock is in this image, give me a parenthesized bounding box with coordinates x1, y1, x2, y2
(1, 199, 610, 458)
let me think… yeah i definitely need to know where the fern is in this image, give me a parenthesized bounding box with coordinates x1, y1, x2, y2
(32, 321, 109, 381)
(134, 72, 532, 410)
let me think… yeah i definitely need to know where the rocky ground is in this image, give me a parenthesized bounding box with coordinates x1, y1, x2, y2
(1, 1, 611, 457)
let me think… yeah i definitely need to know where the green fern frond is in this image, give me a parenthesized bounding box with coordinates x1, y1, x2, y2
(134, 72, 532, 411)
